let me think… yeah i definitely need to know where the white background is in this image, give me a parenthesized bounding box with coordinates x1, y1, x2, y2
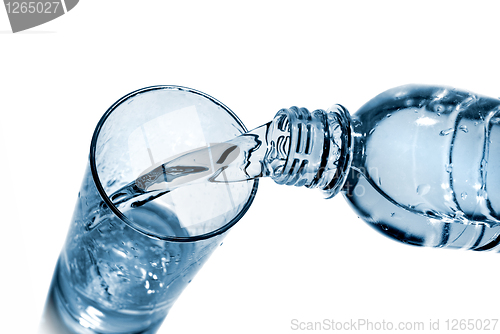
(1, 1, 500, 333)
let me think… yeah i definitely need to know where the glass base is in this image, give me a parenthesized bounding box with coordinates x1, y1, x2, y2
(39, 267, 165, 334)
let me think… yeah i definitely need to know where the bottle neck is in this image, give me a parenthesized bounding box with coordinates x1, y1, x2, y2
(264, 104, 353, 198)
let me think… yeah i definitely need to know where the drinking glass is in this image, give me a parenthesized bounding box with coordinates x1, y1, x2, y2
(40, 86, 258, 334)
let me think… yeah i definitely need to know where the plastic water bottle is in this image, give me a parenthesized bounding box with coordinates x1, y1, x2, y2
(263, 84, 500, 250)
(123, 84, 500, 251)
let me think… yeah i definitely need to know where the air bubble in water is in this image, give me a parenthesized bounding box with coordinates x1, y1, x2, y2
(439, 128, 454, 136)
(416, 184, 431, 196)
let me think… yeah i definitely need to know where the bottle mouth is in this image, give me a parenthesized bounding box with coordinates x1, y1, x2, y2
(268, 104, 352, 198)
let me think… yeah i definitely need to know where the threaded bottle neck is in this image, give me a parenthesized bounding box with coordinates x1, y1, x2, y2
(265, 104, 353, 198)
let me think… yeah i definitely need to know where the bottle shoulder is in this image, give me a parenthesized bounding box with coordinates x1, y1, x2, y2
(353, 84, 500, 127)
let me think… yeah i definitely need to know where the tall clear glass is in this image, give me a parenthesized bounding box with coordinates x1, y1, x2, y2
(40, 86, 258, 334)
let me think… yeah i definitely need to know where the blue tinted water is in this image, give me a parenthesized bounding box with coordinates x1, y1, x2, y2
(49, 166, 224, 333)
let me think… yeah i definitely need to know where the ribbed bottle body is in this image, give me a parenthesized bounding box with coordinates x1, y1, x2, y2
(343, 85, 500, 250)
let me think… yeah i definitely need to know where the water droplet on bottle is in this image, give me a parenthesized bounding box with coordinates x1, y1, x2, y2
(461, 192, 467, 200)
(416, 184, 431, 196)
(435, 104, 444, 113)
(445, 163, 453, 173)
(381, 224, 389, 231)
(220, 242, 223, 247)
(385, 114, 392, 118)
(390, 212, 395, 217)
(459, 125, 468, 133)
(439, 128, 454, 136)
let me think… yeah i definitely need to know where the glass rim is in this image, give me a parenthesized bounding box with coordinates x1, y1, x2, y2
(89, 85, 258, 242)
